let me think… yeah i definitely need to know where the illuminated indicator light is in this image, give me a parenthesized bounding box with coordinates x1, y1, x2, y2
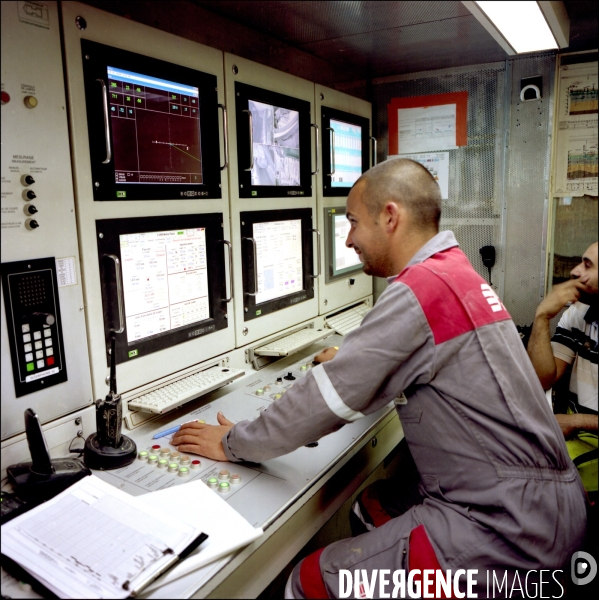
(138, 451, 149, 461)
(190, 459, 201, 469)
(23, 95, 38, 109)
(207, 477, 218, 489)
(218, 482, 230, 493)
(47, 356, 55, 366)
(152, 445, 161, 450)
(26, 362, 34, 372)
(158, 458, 168, 468)
(300, 365, 308, 371)
(148, 455, 158, 465)
(178, 467, 190, 477)
(255, 388, 264, 396)
(168, 463, 179, 473)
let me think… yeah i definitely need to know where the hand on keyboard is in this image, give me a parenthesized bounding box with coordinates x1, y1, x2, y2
(313, 346, 339, 364)
(171, 411, 233, 461)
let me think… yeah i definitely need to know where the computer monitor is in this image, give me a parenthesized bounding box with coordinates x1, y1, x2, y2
(235, 83, 312, 198)
(240, 209, 315, 320)
(324, 207, 363, 283)
(321, 107, 370, 197)
(96, 214, 229, 365)
(81, 40, 222, 201)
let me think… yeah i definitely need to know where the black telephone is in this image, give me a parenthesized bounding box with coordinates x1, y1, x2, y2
(479, 245, 496, 285)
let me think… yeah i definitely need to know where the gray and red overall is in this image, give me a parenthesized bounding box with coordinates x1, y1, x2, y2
(222, 231, 587, 598)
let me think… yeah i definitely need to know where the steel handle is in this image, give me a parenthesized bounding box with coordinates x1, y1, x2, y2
(311, 123, 319, 176)
(218, 103, 229, 171)
(327, 127, 336, 175)
(96, 79, 112, 164)
(243, 237, 258, 296)
(310, 229, 321, 278)
(220, 240, 233, 302)
(370, 135, 377, 166)
(105, 254, 125, 333)
(243, 109, 254, 171)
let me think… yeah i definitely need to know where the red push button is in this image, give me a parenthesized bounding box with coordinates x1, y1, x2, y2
(1, 91, 10, 105)
(47, 356, 55, 366)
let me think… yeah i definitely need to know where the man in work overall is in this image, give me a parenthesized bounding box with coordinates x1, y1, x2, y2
(173, 159, 587, 598)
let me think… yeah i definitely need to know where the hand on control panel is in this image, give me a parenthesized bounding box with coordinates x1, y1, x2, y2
(171, 412, 233, 461)
(312, 346, 339, 364)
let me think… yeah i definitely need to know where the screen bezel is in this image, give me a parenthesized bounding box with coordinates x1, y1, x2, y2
(321, 107, 370, 197)
(96, 214, 228, 365)
(81, 39, 222, 201)
(324, 207, 364, 283)
(235, 82, 313, 199)
(240, 208, 315, 321)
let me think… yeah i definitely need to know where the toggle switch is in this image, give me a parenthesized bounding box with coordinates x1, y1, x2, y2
(21, 174, 35, 186)
(22, 189, 36, 201)
(24, 205, 38, 216)
(25, 218, 39, 230)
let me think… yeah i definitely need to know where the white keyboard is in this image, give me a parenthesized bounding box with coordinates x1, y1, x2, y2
(128, 367, 245, 414)
(325, 304, 371, 336)
(254, 328, 334, 357)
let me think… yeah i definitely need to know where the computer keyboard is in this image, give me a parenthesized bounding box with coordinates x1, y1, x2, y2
(128, 366, 245, 414)
(325, 304, 371, 336)
(254, 328, 335, 357)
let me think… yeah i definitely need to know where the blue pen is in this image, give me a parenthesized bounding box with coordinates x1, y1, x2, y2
(152, 420, 198, 440)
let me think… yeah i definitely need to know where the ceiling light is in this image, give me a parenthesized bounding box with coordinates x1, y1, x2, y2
(462, 1, 570, 54)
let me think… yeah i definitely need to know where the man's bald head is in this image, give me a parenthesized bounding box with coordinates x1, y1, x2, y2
(354, 159, 442, 232)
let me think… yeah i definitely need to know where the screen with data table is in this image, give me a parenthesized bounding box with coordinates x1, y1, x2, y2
(241, 209, 315, 321)
(96, 214, 228, 364)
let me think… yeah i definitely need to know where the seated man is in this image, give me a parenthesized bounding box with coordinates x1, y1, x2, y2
(527, 242, 598, 493)
(172, 159, 586, 599)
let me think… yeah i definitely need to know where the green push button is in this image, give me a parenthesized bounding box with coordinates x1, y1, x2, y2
(26, 362, 34, 372)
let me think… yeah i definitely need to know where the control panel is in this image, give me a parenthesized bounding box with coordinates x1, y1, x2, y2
(1, 1, 92, 439)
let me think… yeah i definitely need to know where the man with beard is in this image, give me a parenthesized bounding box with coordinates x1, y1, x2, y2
(527, 242, 598, 493)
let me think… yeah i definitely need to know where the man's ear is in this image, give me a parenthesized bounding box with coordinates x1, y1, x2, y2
(382, 201, 401, 232)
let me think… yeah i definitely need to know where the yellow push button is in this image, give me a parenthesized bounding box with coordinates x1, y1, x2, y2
(23, 95, 38, 109)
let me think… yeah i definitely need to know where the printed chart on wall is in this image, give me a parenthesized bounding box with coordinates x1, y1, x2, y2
(554, 61, 598, 197)
(387, 152, 449, 200)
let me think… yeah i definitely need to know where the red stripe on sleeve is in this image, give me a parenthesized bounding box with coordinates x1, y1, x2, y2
(299, 548, 329, 599)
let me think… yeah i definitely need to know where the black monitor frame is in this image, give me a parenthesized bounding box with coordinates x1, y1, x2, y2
(96, 213, 229, 365)
(240, 208, 315, 321)
(235, 82, 313, 199)
(321, 107, 370, 197)
(324, 207, 364, 283)
(81, 39, 222, 201)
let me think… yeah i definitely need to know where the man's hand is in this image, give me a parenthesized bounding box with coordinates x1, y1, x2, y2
(313, 346, 338, 364)
(555, 413, 599, 439)
(535, 279, 587, 320)
(170, 412, 234, 461)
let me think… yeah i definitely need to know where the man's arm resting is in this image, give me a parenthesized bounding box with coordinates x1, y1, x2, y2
(555, 413, 599, 439)
(527, 314, 569, 389)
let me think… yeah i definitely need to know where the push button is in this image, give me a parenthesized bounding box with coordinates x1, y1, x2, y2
(24, 343, 32, 352)
(23, 333, 31, 343)
(36, 359, 44, 368)
(25, 353, 33, 362)
(47, 356, 55, 366)
(26, 362, 34, 372)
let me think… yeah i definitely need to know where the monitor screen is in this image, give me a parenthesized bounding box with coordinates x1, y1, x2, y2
(321, 107, 370, 197)
(240, 208, 314, 320)
(248, 101, 300, 187)
(81, 40, 222, 201)
(107, 67, 203, 186)
(329, 119, 362, 189)
(253, 219, 303, 304)
(96, 214, 228, 364)
(120, 227, 209, 343)
(332, 213, 362, 276)
(235, 82, 312, 198)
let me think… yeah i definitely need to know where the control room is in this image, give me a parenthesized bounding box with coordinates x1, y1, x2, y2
(1, 2, 597, 599)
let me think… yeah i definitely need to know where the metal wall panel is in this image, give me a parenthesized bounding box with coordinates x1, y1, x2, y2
(371, 53, 557, 327)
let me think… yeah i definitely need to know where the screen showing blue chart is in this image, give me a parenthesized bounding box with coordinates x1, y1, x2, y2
(330, 119, 362, 188)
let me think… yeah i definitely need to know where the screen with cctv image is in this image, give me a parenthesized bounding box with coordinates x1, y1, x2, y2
(241, 209, 315, 320)
(81, 39, 222, 201)
(96, 214, 228, 365)
(235, 82, 312, 198)
(322, 107, 370, 197)
(324, 207, 363, 283)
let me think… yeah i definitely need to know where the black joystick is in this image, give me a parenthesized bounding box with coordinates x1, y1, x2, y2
(283, 372, 296, 381)
(84, 337, 136, 470)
